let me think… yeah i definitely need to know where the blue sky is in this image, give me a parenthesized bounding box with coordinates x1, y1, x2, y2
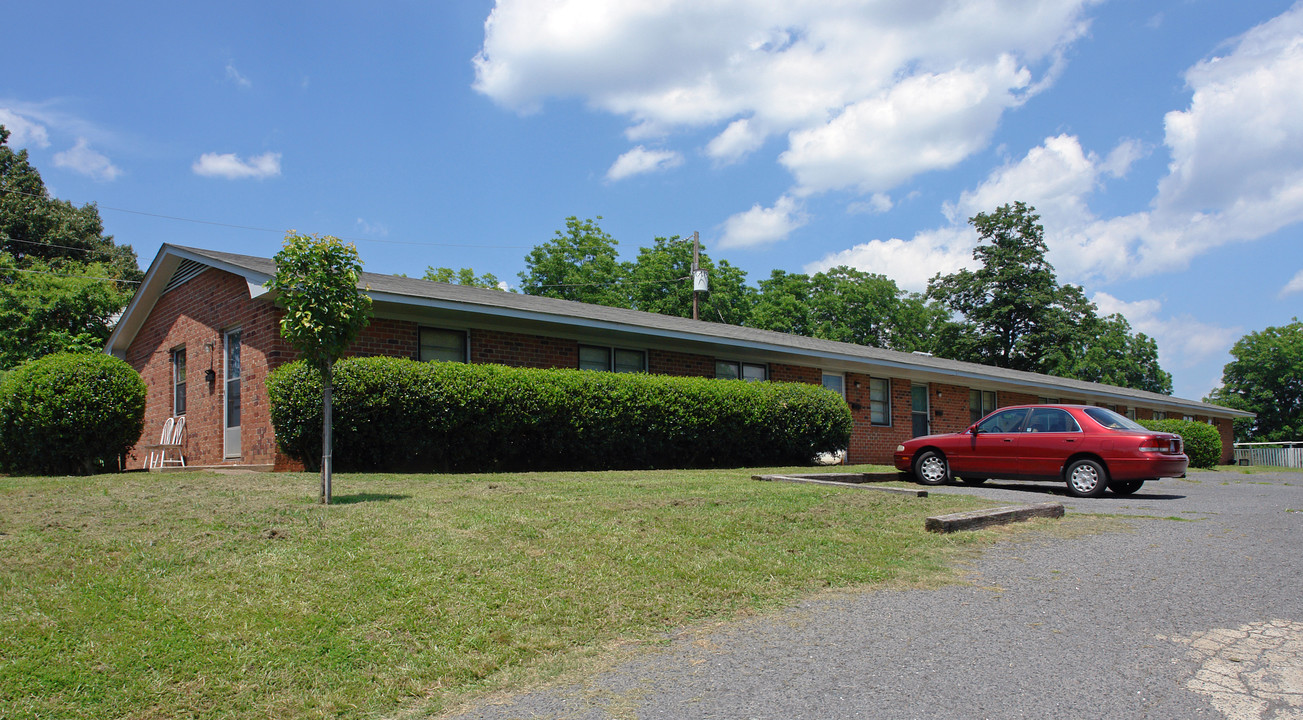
(3, 0, 1301, 402)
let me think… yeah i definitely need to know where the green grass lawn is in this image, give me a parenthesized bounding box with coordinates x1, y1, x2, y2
(1, 466, 1067, 719)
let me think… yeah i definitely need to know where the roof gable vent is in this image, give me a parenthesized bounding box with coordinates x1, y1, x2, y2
(163, 259, 207, 294)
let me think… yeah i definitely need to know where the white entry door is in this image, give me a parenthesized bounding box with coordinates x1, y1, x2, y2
(224, 328, 242, 459)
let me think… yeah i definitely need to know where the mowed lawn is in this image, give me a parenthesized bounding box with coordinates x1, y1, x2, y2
(1, 467, 1057, 719)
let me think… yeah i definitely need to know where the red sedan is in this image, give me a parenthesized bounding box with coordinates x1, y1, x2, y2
(893, 405, 1188, 497)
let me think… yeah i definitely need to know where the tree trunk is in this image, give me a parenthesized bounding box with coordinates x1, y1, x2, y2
(321, 362, 333, 504)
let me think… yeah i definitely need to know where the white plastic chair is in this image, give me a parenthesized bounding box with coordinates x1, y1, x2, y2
(146, 417, 175, 469)
(145, 417, 186, 469)
(159, 416, 186, 468)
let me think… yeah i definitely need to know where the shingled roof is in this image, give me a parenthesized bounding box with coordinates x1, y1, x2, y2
(106, 243, 1252, 420)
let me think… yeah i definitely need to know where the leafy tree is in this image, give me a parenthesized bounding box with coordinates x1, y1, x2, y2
(927, 202, 1066, 371)
(519, 216, 627, 306)
(1047, 311, 1172, 394)
(265, 233, 373, 504)
(624, 235, 754, 324)
(0, 125, 139, 369)
(750, 270, 815, 336)
(927, 202, 1171, 392)
(0, 254, 132, 368)
(423, 266, 504, 289)
(807, 266, 943, 352)
(749, 266, 943, 352)
(1208, 318, 1303, 442)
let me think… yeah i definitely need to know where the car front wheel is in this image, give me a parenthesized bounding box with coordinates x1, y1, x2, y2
(914, 450, 951, 486)
(1065, 459, 1109, 498)
(1109, 479, 1145, 496)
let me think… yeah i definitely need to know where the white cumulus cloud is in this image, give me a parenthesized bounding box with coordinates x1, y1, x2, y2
(53, 138, 121, 181)
(192, 151, 282, 180)
(781, 57, 1031, 196)
(474, 0, 1097, 212)
(1092, 291, 1239, 369)
(606, 145, 683, 181)
(719, 194, 807, 248)
(804, 225, 977, 293)
(1281, 269, 1303, 298)
(0, 108, 50, 148)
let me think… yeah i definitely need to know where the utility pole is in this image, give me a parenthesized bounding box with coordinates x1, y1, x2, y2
(691, 231, 700, 321)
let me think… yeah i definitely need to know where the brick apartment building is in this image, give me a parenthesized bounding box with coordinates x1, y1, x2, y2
(106, 245, 1252, 470)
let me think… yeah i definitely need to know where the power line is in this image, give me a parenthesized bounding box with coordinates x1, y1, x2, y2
(521, 275, 691, 290)
(0, 185, 533, 249)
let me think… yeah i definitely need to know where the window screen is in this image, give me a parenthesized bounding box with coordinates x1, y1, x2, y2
(419, 328, 467, 363)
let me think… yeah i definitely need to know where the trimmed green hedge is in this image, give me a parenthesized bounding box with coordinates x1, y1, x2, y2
(0, 353, 146, 475)
(267, 356, 852, 472)
(1138, 418, 1222, 468)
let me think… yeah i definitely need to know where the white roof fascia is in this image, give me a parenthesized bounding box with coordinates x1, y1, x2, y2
(367, 289, 1243, 418)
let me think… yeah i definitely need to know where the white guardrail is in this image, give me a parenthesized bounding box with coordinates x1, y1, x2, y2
(1233, 441, 1303, 468)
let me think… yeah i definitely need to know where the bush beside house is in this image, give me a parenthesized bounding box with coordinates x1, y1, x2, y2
(1139, 418, 1221, 468)
(268, 356, 853, 472)
(0, 353, 146, 475)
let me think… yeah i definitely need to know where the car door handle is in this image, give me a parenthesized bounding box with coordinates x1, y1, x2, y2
(1003, 438, 1014, 442)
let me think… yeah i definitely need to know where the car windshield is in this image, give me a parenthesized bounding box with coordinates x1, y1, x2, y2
(1083, 407, 1147, 431)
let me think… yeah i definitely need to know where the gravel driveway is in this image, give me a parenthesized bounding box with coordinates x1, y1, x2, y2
(440, 470, 1303, 719)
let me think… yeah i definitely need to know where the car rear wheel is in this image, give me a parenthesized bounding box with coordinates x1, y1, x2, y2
(914, 450, 951, 486)
(959, 476, 988, 485)
(1065, 459, 1109, 498)
(1109, 479, 1145, 496)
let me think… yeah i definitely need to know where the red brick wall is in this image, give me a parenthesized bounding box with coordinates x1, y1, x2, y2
(470, 328, 578, 368)
(348, 318, 420, 359)
(126, 270, 1245, 470)
(126, 269, 291, 468)
(843, 375, 917, 465)
(648, 349, 714, 377)
(770, 363, 821, 385)
(998, 391, 1039, 407)
(1213, 418, 1234, 464)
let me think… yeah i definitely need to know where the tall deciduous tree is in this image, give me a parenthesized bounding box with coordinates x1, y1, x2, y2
(750, 266, 943, 352)
(624, 235, 754, 324)
(927, 202, 1067, 371)
(266, 233, 372, 504)
(423, 266, 504, 289)
(927, 201, 1171, 392)
(519, 216, 626, 306)
(0, 125, 139, 369)
(1208, 318, 1303, 442)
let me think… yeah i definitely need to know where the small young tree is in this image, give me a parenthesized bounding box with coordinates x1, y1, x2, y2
(265, 233, 372, 503)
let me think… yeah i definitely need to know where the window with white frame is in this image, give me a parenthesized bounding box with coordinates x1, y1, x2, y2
(171, 347, 186, 416)
(716, 360, 766, 382)
(579, 345, 646, 373)
(822, 372, 844, 397)
(419, 327, 468, 363)
(869, 377, 891, 426)
(970, 389, 997, 423)
(1153, 411, 1167, 420)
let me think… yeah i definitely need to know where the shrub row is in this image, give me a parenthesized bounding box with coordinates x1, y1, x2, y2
(267, 356, 852, 472)
(0, 353, 146, 475)
(1138, 418, 1222, 468)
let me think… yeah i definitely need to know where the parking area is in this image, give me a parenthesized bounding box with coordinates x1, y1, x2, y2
(443, 470, 1303, 719)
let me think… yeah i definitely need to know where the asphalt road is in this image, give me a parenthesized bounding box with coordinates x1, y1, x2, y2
(440, 470, 1303, 720)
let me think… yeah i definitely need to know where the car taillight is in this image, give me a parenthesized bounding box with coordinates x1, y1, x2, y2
(1139, 436, 1181, 454)
(1139, 436, 1168, 453)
